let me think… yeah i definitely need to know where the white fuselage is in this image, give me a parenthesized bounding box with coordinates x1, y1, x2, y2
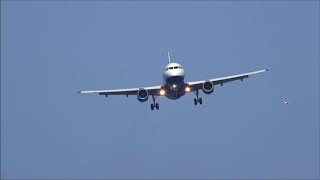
(163, 63, 185, 83)
(162, 63, 187, 99)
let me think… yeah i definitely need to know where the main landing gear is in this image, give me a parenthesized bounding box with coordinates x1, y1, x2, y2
(193, 89, 202, 106)
(151, 95, 159, 110)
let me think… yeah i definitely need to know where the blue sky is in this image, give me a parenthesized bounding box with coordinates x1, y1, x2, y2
(1, 1, 319, 179)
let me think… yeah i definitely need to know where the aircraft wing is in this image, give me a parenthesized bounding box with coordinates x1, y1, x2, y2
(187, 69, 268, 90)
(79, 85, 162, 96)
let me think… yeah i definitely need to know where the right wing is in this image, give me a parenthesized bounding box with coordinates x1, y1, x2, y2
(78, 85, 162, 96)
(187, 69, 268, 90)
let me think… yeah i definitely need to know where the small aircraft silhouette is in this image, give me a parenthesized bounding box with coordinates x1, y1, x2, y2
(283, 100, 290, 104)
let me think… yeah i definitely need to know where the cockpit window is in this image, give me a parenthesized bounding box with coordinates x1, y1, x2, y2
(166, 66, 182, 71)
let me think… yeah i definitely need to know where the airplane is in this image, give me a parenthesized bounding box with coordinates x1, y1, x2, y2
(79, 52, 268, 110)
(283, 100, 290, 104)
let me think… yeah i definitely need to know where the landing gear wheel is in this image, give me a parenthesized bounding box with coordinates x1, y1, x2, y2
(194, 98, 197, 106)
(151, 104, 154, 110)
(155, 103, 159, 110)
(199, 98, 203, 105)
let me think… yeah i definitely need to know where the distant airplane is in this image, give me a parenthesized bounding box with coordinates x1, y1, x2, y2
(283, 100, 290, 104)
(79, 52, 268, 110)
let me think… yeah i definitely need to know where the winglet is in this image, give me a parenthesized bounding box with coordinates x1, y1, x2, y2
(167, 51, 171, 64)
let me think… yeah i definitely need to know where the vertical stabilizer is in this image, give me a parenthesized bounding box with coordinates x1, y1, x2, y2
(167, 52, 171, 64)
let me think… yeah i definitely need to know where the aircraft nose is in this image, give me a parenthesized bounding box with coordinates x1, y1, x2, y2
(171, 69, 184, 76)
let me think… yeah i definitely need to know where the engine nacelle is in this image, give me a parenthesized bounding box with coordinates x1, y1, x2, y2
(202, 81, 214, 94)
(137, 88, 149, 102)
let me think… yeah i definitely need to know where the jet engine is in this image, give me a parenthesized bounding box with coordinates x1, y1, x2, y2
(202, 81, 214, 94)
(137, 88, 149, 102)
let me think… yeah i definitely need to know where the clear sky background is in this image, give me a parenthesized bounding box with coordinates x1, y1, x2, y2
(1, 1, 319, 179)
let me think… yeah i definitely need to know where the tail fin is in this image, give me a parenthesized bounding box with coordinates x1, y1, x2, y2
(167, 51, 171, 64)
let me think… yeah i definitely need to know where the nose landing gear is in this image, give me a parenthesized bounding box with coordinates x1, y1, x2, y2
(193, 89, 203, 106)
(151, 95, 159, 110)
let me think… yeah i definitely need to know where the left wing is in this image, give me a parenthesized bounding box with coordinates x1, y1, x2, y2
(79, 85, 162, 96)
(187, 69, 268, 90)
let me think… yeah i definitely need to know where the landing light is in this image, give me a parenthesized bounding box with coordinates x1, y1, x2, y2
(172, 84, 177, 89)
(159, 89, 166, 96)
(185, 86, 191, 93)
